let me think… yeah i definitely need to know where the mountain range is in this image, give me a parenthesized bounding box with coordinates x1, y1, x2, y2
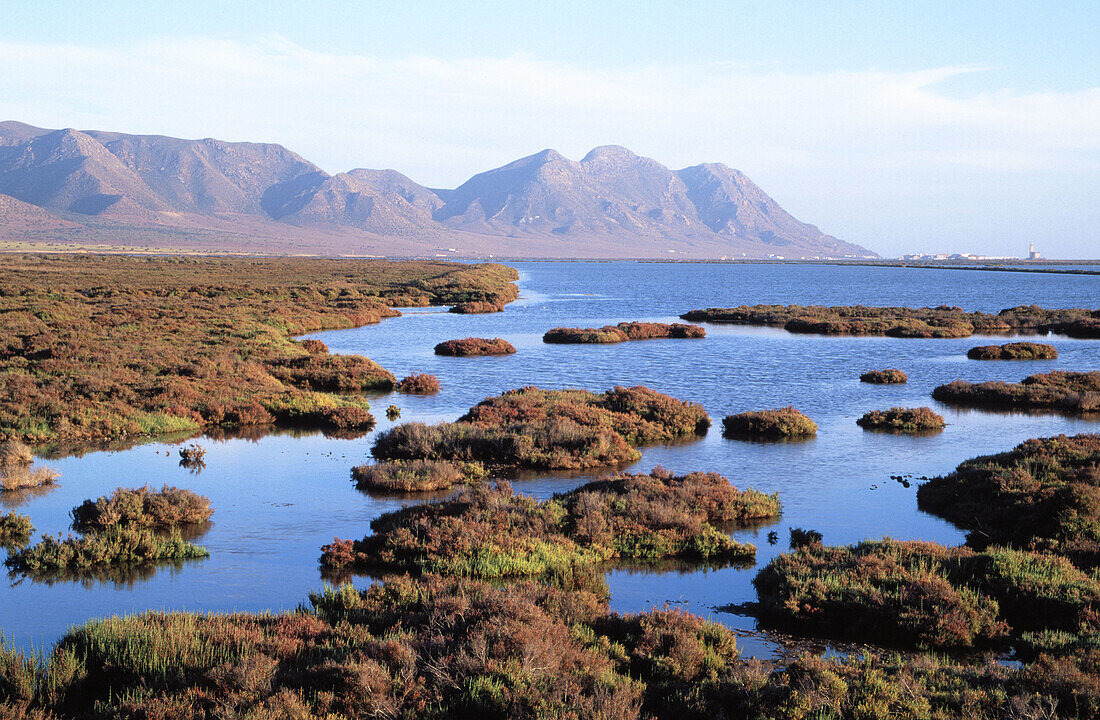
(0, 121, 874, 258)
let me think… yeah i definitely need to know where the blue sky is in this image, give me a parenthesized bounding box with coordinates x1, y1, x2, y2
(2, 1, 1097, 257)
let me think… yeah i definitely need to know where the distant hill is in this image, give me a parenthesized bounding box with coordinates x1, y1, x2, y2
(0, 121, 875, 258)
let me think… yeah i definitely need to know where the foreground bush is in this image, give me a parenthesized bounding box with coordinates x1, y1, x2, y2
(968, 341, 1059, 360)
(932, 371, 1100, 414)
(0, 255, 518, 445)
(856, 406, 945, 433)
(321, 468, 779, 578)
(5, 527, 209, 575)
(0, 439, 60, 491)
(682, 303, 1100, 338)
(0, 511, 33, 549)
(754, 539, 1100, 656)
(544, 322, 705, 344)
(373, 385, 709, 470)
(351, 459, 486, 492)
(71, 485, 214, 532)
(434, 337, 517, 356)
(860, 368, 908, 384)
(918, 434, 1100, 566)
(722, 407, 817, 439)
(3, 575, 1100, 719)
(395, 372, 441, 394)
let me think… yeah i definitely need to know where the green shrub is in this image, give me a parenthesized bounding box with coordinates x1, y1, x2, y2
(856, 406, 945, 432)
(722, 407, 817, 438)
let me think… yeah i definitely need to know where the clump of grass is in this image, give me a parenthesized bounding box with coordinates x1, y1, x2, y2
(177, 443, 206, 465)
(70, 485, 213, 532)
(434, 337, 517, 356)
(722, 407, 817, 439)
(5, 527, 209, 575)
(385, 404, 401, 420)
(395, 372, 441, 394)
(544, 322, 705, 344)
(967, 342, 1059, 360)
(321, 468, 779, 577)
(860, 368, 908, 384)
(372, 385, 709, 470)
(449, 299, 505, 313)
(754, 539, 1100, 656)
(0, 511, 34, 549)
(918, 433, 1100, 566)
(0, 466, 60, 492)
(682, 303, 1100, 338)
(0, 440, 34, 468)
(932, 371, 1100, 413)
(351, 459, 486, 493)
(856, 407, 945, 433)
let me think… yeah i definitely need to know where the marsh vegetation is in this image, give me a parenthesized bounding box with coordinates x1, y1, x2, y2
(859, 368, 907, 384)
(434, 337, 517, 356)
(967, 341, 1059, 360)
(683, 304, 1100, 338)
(932, 371, 1100, 413)
(722, 407, 817, 439)
(856, 406, 945, 433)
(544, 321, 705, 344)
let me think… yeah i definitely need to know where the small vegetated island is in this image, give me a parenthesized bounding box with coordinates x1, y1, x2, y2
(543, 321, 705, 344)
(434, 337, 517, 356)
(933, 370, 1100, 414)
(360, 385, 709, 493)
(0, 255, 518, 446)
(859, 368, 907, 384)
(722, 407, 817, 439)
(682, 303, 1100, 338)
(6, 485, 213, 577)
(323, 468, 780, 578)
(967, 341, 1059, 360)
(747, 432, 1100, 715)
(856, 406, 945, 433)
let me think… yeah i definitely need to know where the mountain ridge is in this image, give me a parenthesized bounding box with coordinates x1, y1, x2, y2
(0, 121, 875, 258)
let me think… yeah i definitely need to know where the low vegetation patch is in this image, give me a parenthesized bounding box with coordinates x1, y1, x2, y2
(682, 303, 1100, 338)
(722, 407, 817, 439)
(449, 299, 507, 313)
(856, 406, 945, 433)
(434, 337, 517, 356)
(544, 321, 705, 344)
(70, 485, 214, 532)
(0, 511, 33, 549)
(5, 527, 209, 575)
(372, 385, 709, 469)
(0, 255, 518, 445)
(932, 370, 1100, 413)
(860, 368, 907, 384)
(0, 440, 59, 491)
(918, 433, 1100, 566)
(4, 574, 1100, 719)
(321, 468, 779, 578)
(754, 539, 1100, 657)
(385, 404, 400, 420)
(395, 372, 441, 394)
(968, 341, 1059, 360)
(351, 459, 486, 493)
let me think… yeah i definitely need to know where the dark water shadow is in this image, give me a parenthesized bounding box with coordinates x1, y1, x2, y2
(7, 556, 210, 589)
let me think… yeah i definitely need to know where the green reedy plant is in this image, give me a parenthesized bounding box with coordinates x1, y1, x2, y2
(0, 512, 34, 549)
(6, 527, 209, 575)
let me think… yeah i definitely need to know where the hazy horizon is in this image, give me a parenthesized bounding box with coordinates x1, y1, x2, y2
(2, 2, 1097, 258)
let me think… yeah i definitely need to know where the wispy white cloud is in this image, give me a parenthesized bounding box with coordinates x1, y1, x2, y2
(0, 35, 1097, 256)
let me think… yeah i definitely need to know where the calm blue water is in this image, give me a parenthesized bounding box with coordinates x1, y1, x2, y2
(3, 262, 1098, 658)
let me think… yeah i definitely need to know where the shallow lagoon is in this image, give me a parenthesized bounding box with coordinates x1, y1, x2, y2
(3, 262, 1098, 658)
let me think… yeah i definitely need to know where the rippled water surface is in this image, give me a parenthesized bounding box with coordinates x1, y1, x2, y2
(4, 262, 1098, 657)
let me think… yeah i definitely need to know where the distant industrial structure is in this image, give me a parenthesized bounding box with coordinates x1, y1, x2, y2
(900, 245, 1042, 262)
